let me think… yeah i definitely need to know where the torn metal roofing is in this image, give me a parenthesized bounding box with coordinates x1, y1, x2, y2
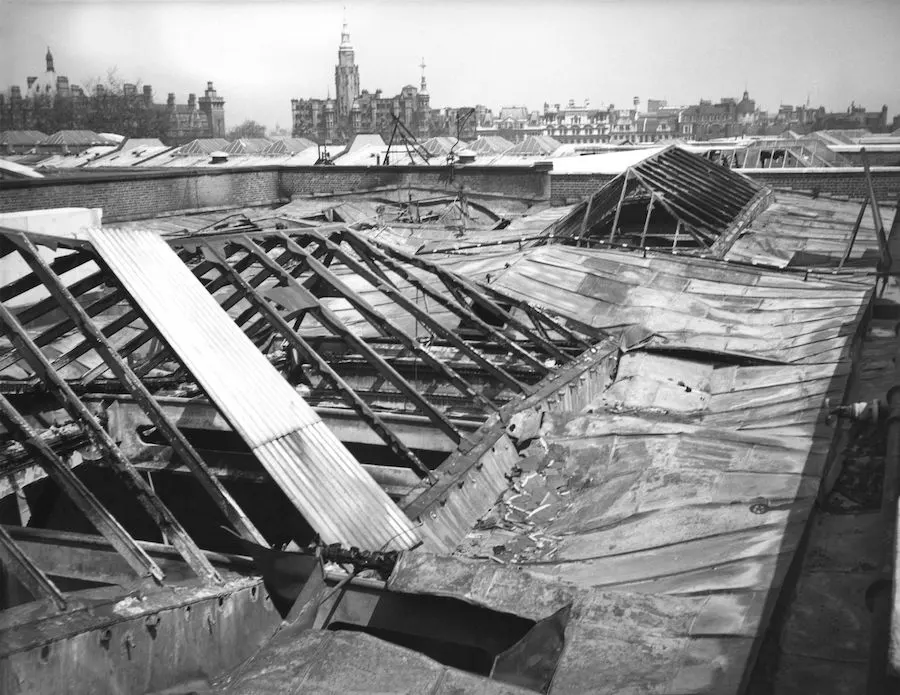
(443, 244, 871, 364)
(725, 191, 897, 269)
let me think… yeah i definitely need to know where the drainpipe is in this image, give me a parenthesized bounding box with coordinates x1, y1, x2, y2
(867, 385, 900, 694)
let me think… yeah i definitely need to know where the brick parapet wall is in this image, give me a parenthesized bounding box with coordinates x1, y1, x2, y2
(0, 164, 552, 222)
(281, 164, 551, 201)
(0, 168, 286, 222)
(3, 164, 898, 220)
(740, 167, 900, 203)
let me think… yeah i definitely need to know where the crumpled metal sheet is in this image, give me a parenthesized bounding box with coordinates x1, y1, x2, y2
(218, 629, 536, 695)
(462, 245, 871, 364)
(387, 551, 760, 694)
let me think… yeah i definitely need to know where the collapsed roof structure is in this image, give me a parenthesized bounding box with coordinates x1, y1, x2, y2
(0, 145, 897, 694)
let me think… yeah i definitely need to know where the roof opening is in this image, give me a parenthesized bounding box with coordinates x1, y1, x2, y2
(323, 589, 569, 692)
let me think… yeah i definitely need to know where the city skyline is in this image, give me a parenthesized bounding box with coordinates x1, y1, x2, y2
(1, 0, 898, 131)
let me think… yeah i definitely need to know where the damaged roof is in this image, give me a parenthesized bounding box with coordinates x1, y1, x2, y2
(0, 147, 895, 694)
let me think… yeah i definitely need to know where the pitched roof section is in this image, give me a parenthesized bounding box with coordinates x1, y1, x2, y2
(421, 136, 465, 157)
(260, 137, 316, 155)
(173, 138, 231, 155)
(346, 133, 386, 153)
(506, 135, 561, 156)
(0, 130, 47, 146)
(40, 130, 116, 146)
(556, 144, 767, 255)
(222, 138, 271, 155)
(467, 135, 514, 155)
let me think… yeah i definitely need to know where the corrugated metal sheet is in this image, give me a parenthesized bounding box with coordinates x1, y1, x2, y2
(451, 245, 871, 364)
(84, 227, 420, 550)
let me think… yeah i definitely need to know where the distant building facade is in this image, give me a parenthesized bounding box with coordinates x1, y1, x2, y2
(0, 49, 225, 144)
(477, 105, 542, 143)
(813, 102, 889, 132)
(291, 23, 441, 144)
(677, 91, 760, 139)
(158, 82, 227, 144)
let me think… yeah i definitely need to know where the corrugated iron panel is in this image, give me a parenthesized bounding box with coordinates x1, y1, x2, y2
(85, 227, 420, 550)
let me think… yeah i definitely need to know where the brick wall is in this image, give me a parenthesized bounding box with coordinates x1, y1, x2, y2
(0, 168, 285, 222)
(280, 164, 551, 201)
(549, 167, 900, 204)
(743, 168, 900, 203)
(0, 164, 551, 221)
(839, 151, 900, 168)
(4, 164, 898, 221)
(549, 173, 616, 204)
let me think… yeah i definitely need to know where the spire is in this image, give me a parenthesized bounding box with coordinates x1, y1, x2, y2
(419, 57, 427, 94)
(340, 9, 352, 50)
(45, 47, 54, 73)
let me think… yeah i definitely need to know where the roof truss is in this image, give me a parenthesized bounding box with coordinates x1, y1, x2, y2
(0, 217, 591, 609)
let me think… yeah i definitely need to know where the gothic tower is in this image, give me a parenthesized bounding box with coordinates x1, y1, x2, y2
(198, 81, 226, 138)
(334, 20, 360, 119)
(45, 47, 55, 73)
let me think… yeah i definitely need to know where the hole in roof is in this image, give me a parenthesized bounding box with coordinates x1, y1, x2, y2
(323, 589, 568, 692)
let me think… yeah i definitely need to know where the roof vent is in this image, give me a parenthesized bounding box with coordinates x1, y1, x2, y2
(456, 149, 476, 164)
(209, 151, 229, 164)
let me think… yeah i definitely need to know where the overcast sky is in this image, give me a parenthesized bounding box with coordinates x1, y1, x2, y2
(1, 0, 898, 131)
